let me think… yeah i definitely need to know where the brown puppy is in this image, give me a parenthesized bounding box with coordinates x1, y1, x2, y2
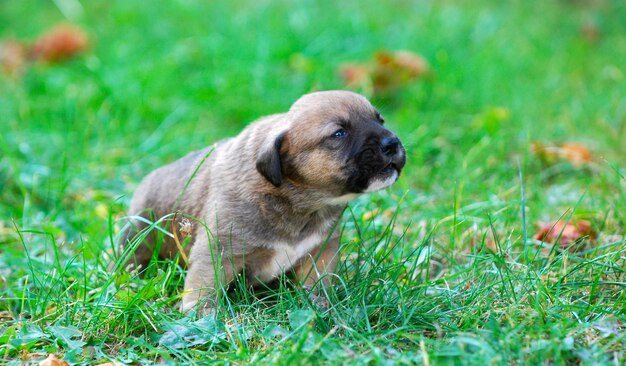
(119, 90, 406, 314)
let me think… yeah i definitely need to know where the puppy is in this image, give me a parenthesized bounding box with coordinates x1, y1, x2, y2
(119, 90, 406, 314)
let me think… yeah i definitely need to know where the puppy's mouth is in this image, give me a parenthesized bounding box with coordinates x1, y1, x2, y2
(360, 161, 402, 193)
(381, 162, 399, 175)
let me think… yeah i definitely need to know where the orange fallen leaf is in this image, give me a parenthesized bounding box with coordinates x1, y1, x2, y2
(373, 49, 430, 92)
(30, 23, 89, 63)
(339, 49, 430, 95)
(560, 143, 593, 166)
(0, 40, 27, 75)
(376, 49, 429, 78)
(0, 23, 89, 75)
(533, 219, 596, 250)
(531, 142, 593, 167)
(38, 354, 69, 366)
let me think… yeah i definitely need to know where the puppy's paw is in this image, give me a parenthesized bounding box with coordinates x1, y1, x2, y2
(180, 292, 217, 318)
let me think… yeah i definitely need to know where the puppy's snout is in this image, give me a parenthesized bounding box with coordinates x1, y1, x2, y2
(381, 136, 401, 156)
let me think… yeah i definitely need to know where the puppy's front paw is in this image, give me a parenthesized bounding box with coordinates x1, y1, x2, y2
(181, 291, 217, 318)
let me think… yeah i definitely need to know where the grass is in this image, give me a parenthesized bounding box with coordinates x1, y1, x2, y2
(1, 0, 625, 364)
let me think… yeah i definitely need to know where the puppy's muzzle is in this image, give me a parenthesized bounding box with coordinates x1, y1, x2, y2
(345, 129, 406, 193)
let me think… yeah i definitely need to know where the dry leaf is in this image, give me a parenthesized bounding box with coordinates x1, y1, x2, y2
(339, 49, 430, 95)
(372, 49, 429, 92)
(1, 23, 89, 75)
(378, 50, 429, 78)
(533, 219, 596, 250)
(38, 354, 69, 366)
(531, 142, 593, 167)
(0, 40, 27, 75)
(559, 143, 593, 166)
(30, 23, 89, 63)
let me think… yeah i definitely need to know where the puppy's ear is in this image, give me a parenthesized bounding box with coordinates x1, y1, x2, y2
(256, 132, 285, 187)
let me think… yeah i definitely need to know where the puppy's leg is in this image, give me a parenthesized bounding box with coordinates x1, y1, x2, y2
(293, 236, 339, 308)
(181, 230, 240, 316)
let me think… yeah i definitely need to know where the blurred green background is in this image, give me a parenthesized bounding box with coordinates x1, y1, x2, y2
(2, 0, 625, 282)
(2, 0, 625, 230)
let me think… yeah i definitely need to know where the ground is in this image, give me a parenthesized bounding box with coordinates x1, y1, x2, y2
(1, 0, 625, 364)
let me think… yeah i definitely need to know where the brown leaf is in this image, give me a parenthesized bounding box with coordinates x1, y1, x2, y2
(372, 49, 429, 92)
(30, 23, 89, 63)
(533, 219, 596, 250)
(38, 354, 69, 366)
(0, 40, 27, 75)
(531, 142, 593, 167)
(339, 49, 430, 95)
(386, 50, 430, 78)
(374, 50, 395, 65)
(560, 143, 593, 166)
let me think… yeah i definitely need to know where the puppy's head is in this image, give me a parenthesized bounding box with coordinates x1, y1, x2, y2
(256, 90, 406, 199)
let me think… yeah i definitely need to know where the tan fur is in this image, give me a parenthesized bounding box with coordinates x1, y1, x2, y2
(119, 90, 406, 315)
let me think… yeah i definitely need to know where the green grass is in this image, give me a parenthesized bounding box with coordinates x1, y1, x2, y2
(1, 0, 626, 364)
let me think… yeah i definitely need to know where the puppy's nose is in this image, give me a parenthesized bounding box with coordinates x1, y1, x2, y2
(381, 136, 400, 156)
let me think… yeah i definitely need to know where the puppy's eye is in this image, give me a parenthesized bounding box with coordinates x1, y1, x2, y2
(375, 111, 385, 124)
(333, 129, 348, 138)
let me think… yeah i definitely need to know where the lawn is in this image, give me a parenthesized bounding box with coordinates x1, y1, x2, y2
(1, 0, 625, 364)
